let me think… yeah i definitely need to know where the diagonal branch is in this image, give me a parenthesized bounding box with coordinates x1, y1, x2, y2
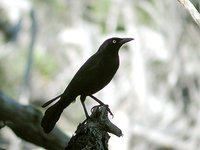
(0, 91, 69, 150)
(177, 0, 200, 27)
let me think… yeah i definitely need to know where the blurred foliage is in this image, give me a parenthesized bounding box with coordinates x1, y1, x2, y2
(0, 49, 26, 96)
(0, 0, 200, 150)
(34, 50, 59, 78)
(136, 7, 153, 26)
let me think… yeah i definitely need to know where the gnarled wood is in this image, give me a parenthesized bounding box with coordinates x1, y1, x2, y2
(0, 91, 69, 150)
(65, 105, 122, 150)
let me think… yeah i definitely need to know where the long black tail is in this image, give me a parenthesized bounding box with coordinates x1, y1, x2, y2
(42, 94, 62, 108)
(41, 96, 72, 133)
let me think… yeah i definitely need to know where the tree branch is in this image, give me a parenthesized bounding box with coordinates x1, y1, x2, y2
(0, 91, 69, 150)
(177, 0, 200, 27)
(65, 105, 122, 150)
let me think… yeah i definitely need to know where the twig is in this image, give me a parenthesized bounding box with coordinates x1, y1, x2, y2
(177, 0, 200, 27)
(19, 9, 37, 104)
(0, 91, 69, 150)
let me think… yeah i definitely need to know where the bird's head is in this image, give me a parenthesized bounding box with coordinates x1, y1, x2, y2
(98, 37, 134, 54)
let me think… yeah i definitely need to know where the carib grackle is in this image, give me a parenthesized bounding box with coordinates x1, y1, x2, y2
(41, 37, 133, 133)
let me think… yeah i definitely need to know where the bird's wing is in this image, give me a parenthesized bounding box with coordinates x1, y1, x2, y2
(65, 53, 102, 94)
(72, 53, 101, 83)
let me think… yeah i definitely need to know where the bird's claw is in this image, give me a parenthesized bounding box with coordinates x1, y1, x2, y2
(105, 105, 114, 117)
(91, 104, 114, 117)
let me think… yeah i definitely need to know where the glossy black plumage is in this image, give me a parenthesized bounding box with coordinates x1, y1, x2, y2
(41, 37, 133, 133)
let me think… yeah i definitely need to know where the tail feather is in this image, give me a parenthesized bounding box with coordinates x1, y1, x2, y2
(41, 102, 64, 133)
(41, 94, 75, 133)
(42, 94, 62, 108)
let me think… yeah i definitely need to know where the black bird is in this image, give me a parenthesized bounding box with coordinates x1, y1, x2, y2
(41, 37, 133, 133)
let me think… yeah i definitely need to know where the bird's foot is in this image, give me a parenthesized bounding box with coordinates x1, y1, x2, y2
(89, 95, 114, 117)
(104, 104, 114, 117)
(91, 104, 114, 117)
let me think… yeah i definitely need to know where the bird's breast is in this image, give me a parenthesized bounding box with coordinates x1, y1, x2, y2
(99, 55, 119, 78)
(90, 55, 119, 92)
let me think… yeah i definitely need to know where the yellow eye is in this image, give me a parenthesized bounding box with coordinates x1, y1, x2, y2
(112, 40, 116, 44)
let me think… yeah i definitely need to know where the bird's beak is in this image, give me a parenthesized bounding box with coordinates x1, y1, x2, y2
(119, 38, 134, 45)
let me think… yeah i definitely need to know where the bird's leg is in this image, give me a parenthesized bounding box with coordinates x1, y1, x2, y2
(89, 95, 113, 116)
(89, 95, 106, 105)
(80, 95, 90, 118)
